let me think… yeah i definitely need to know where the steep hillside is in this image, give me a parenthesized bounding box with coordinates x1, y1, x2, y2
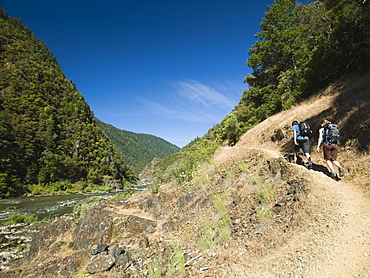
(95, 118, 180, 174)
(2, 73, 369, 277)
(0, 7, 135, 197)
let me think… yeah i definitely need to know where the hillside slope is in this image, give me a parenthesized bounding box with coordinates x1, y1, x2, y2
(0, 8, 135, 196)
(211, 73, 370, 276)
(95, 118, 180, 174)
(2, 73, 370, 277)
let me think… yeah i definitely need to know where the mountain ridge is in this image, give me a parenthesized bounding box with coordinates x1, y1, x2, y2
(3, 73, 369, 277)
(94, 118, 180, 174)
(0, 7, 137, 196)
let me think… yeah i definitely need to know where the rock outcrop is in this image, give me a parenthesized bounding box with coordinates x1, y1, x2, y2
(1, 152, 312, 277)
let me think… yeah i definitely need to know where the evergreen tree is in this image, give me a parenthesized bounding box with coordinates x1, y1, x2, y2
(0, 7, 136, 196)
(235, 0, 370, 133)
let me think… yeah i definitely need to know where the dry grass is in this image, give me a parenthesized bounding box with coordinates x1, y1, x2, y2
(7, 73, 370, 278)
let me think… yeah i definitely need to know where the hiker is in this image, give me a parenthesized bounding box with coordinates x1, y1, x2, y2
(291, 120, 313, 169)
(316, 119, 345, 178)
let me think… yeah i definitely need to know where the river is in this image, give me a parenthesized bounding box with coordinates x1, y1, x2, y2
(0, 187, 149, 269)
(0, 192, 122, 224)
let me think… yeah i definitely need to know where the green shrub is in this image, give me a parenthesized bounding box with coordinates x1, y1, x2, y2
(168, 244, 185, 276)
(72, 196, 102, 219)
(250, 175, 274, 221)
(2, 213, 38, 226)
(110, 190, 136, 200)
(147, 255, 163, 278)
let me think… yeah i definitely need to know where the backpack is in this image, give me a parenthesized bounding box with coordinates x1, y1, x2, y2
(299, 121, 312, 138)
(324, 123, 340, 144)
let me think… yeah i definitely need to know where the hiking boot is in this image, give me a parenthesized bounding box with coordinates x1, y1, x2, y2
(339, 167, 345, 177)
(331, 172, 337, 178)
(307, 161, 313, 169)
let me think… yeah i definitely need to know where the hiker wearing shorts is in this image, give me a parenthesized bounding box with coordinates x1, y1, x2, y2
(291, 120, 312, 169)
(316, 119, 345, 178)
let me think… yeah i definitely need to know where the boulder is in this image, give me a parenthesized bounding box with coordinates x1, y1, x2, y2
(86, 254, 115, 274)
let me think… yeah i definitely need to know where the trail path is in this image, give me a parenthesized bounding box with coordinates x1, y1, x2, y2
(215, 144, 370, 277)
(256, 162, 370, 277)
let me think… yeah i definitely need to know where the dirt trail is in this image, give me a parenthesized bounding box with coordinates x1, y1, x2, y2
(307, 172, 370, 278)
(212, 81, 370, 277)
(215, 144, 370, 277)
(254, 163, 370, 277)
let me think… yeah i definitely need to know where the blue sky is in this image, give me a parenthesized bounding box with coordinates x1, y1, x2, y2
(1, 0, 273, 147)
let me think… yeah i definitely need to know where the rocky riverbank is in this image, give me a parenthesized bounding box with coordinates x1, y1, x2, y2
(0, 222, 45, 270)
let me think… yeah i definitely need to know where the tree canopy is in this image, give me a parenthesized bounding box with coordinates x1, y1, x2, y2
(150, 0, 370, 188)
(0, 7, 136, 197)
(95, 118, 180, 174)
(235, 0, 370, 132)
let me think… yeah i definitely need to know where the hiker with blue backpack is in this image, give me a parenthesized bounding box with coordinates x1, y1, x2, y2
(291, 120, 313, 169)
(316, 119, 345, 178)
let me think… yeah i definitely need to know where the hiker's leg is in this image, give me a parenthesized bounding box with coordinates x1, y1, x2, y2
(329, 144, 344, 174)
(326, 160, 335, 172)
(323, 144, 332, 161)
(333, 160, 341, 168)
(302, 140, 311, 162)
(293, 144, 299, 163)
(305, 152, 313, 169)
(333, 161, 345, 177)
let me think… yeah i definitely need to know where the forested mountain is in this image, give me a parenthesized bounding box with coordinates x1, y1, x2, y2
(148, 0, 370, 190)
(95, 118, 180, 174)
(235, 0, 370, 131)
(0, 7, 136, 197)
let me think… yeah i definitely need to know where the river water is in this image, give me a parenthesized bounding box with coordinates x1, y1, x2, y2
(0, 192, 120, 224)
(0, 187, 148, 269)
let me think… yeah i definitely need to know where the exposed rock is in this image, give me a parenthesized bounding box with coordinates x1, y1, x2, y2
(271, 128, 286, 141)
(268, 157, 290, 178)
(89, 243, 109, 255)
(139, 236, 150, 248)
(70, 208, 114, 250)
(103, 176, 124, 191)
(1, 251, 89, 278)
(28, 218, 70, 259)
(122, 215, 157, 235)
(109, 244, 124, 259)
(177, 192, 193, 208)
(0, 222, 40, 270)
(86, 254, 115, 274)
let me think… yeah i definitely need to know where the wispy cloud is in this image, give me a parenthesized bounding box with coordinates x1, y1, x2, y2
(139, 78, 245, 123)
(176, 79, 236, 109)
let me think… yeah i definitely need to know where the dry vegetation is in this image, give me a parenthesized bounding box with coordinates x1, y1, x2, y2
(146, 72, 370, 277)
(100, 73, 370, 277)
(4, 73, 370, 277)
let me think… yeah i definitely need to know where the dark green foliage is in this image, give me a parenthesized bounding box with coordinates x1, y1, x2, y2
(219, 113, 241, 146)
(1, 212, 38, 226)
(235, 0, 370, 133)
(95, 118, 180, 174)
(149, 125, 222, 191)
(151, 0, 370, 188)
(0, 7, 136, 197)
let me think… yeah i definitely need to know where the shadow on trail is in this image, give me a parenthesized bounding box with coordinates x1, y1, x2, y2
(311, 163, 329, 176)
(311, 163, 342, 181)
(284, 154, 341, 181)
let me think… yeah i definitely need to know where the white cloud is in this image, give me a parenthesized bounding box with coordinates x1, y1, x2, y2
(139, 98, 218, 123)
(176, 79, 236, 109)
(139, 78, 244, 123)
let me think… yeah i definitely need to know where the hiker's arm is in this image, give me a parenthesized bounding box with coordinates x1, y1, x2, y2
(317, 128, 323, 152)
(293, 130, 298, 145)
